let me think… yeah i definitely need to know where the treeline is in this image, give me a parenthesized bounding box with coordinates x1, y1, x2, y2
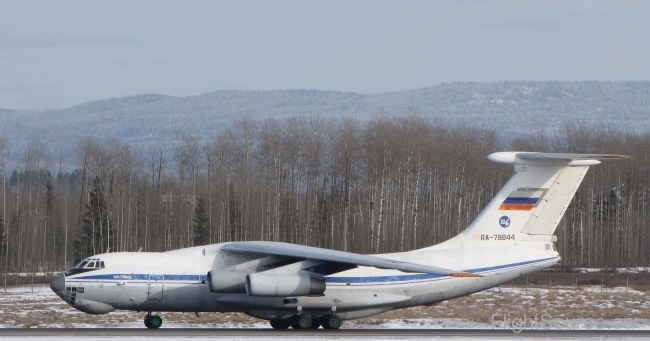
(0, 117, 647, 272)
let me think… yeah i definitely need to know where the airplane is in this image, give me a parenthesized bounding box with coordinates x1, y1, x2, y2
(50, 152, 630, 329)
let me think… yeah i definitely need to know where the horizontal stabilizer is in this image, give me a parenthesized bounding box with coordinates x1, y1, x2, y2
(488, 152, 632, 166)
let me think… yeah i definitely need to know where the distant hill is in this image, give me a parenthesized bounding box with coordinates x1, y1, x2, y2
(1, 81, 649, 164)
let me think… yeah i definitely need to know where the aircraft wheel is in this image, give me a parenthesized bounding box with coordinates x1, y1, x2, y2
(148, 315, 163, 329)
(144, 315, 152, 328)
(270, 319, 290, 330)
(322, 314, 342, 329)
(290, 315, 312, 329)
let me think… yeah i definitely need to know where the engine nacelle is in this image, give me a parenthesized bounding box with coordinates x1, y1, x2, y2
(207, 270, 247, 293)
(245, 274, 326, 296)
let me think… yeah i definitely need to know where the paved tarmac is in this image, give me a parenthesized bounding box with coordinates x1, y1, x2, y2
(0, 328, 649, 339)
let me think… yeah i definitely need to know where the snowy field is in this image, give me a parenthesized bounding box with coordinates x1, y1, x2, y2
(1, 283, 650, 339)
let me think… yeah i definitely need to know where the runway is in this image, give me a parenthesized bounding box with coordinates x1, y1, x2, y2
(0, 328, 649, 340)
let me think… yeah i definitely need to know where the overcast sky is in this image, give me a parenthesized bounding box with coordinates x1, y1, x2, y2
(1, 0, 649, 110)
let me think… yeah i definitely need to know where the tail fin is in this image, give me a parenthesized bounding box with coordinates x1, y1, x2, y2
(432, 152, 631, 249)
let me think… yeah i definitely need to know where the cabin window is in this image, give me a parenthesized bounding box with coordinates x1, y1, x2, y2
(86, 262, 95, 268)
(100, 261, 105, 268)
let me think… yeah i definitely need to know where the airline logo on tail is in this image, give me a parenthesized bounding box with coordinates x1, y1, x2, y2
(498, 188, 547, 211)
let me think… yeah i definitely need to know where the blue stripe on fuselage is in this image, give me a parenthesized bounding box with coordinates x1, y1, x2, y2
(70, 274, 204, 282)
(464, 257, 556, 273)
(325, 272, 443, 283)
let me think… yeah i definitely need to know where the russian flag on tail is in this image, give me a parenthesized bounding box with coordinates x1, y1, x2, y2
(499, 189, 546, 211)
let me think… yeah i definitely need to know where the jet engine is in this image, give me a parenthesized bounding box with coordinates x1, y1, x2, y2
(207, 271, 247, 293)
(245, 273, 326, 296)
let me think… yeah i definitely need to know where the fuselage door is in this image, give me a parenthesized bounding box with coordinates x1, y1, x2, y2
(148, 274, 164, 300)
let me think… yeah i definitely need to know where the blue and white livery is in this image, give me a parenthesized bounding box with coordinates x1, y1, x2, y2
(50, 152, 630, 330)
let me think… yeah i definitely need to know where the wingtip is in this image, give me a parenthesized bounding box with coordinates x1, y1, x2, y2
(446, 272, 483, 278)
(602, 154, 633, 159)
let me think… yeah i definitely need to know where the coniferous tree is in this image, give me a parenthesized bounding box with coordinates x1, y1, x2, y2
(44, 176, 56, 267)
(44, 175, 65, 269)
(0, 213, 4, 269)
(193, 197, 209, 246)
(74, 177, 110, 263)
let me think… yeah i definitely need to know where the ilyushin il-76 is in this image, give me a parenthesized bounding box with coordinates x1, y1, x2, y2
(50, 152, 630, 330)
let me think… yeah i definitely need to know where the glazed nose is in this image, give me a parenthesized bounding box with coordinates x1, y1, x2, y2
(50, 274, 65, 295)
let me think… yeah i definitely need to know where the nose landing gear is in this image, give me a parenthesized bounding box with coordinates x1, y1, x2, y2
(144, 312, 163, 329)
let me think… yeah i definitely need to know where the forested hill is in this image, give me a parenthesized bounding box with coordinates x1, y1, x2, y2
(1, 81, 650, 160)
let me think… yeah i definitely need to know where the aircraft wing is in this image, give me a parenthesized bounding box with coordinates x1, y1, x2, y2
(221, 241, 479, 277)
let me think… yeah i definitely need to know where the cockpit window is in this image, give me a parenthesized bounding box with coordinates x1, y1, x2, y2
(66, 258, 104, 276)
(75, 261, 89, 268)
(72, 258, 104, 269)
(65, 258, 104, 276)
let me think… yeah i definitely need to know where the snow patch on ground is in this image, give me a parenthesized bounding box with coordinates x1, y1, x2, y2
(348, 318, 490, 329)
(571, 267, 650, 273)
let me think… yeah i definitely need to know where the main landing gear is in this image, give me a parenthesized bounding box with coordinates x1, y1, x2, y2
(144, 312, 163, 329)
(270, 314, 342, 330)
(321, 314, 342, 329)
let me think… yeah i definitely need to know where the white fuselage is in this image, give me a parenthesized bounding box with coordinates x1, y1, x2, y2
(58, 241, 558, 320)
